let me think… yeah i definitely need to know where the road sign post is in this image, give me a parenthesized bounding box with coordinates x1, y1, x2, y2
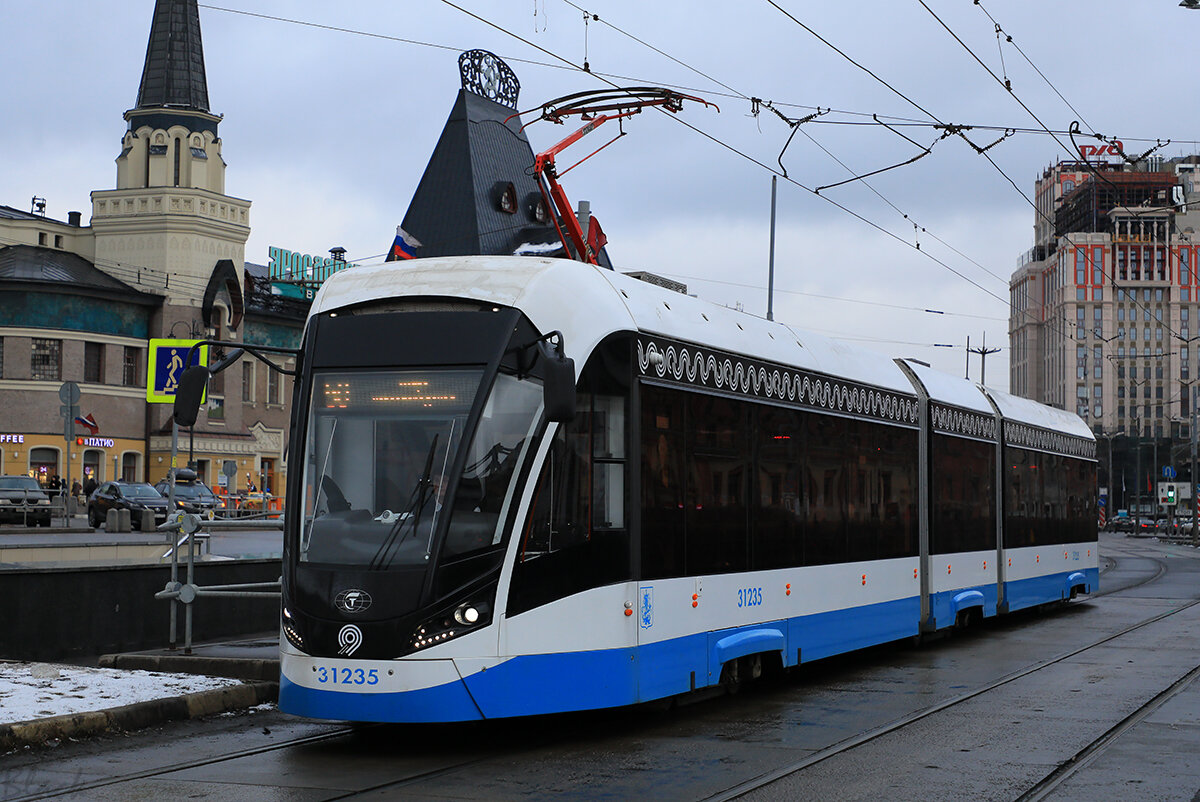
(58, 381, 81, 520)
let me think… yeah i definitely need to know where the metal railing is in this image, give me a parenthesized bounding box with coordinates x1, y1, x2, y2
(152, 511, 283, 654)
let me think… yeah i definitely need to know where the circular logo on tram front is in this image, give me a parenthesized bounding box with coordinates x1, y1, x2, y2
(337, 624, 363, 656)
(335, 589, 373, 613)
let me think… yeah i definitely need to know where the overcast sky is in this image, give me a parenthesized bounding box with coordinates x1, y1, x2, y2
(5, 1, 1200, 391)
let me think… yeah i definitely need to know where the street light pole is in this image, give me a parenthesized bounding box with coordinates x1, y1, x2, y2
(1192, 388, 1198, 546)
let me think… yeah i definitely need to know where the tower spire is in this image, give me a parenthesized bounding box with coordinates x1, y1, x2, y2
(135, 0, 210, 113)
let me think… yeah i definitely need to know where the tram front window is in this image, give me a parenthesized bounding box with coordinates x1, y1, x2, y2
(300, 368, 543, 567)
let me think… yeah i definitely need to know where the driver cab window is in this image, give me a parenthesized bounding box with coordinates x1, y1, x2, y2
(508, 334, 631, 616)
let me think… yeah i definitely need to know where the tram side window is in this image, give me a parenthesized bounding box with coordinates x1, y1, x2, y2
(931, 434, 996, 554)
(1005, 446, 1095, 548)
(686, 393, 750, 575)
(805, 413, 849, 565)
(1005, 447, 1040, 548)
(508, 337, 632, 616)
(641, 384, 686, 579)
(870, 422, 919, 560)
(1058, 454, 1097, 544)
(752, 406, 805, 569)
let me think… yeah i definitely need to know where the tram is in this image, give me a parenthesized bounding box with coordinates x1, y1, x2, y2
(272, 255, 1098, 723)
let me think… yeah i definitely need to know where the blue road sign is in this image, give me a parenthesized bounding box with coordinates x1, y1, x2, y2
(146, 339, 208, 403)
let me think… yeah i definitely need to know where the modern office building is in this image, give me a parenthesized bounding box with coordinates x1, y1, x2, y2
(1010, 152, 1200, 510)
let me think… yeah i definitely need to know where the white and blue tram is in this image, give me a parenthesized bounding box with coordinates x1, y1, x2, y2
(277, 255, 1098, 723)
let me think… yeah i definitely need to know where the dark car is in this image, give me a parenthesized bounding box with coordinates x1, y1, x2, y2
(0, 475, 52, 527)
(88, 480, 170, 530)
(154, 469, 225, 517)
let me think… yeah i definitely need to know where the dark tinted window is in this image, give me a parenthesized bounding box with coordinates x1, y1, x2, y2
(1005, 447, 1096, 547)
(931, 434, 996, 554)
(752, 406, 804, 568)
(685, 393, 749, 574)
(641, 384, 686, 579)
(641, 384, 918, 577)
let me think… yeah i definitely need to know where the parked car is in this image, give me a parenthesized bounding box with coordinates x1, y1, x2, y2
(87, 480, 170, 530)
(0, 475, 52, 527)
(154, 468, 225, 517)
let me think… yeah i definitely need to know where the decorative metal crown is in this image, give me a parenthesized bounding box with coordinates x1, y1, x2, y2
(458, 50, 520, 108)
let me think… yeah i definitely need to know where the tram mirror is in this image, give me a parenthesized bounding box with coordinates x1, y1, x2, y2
(172, 366, 212, 428)
(541, 349, 576, 422)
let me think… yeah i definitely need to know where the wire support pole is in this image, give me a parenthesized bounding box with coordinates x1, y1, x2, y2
(968, 332, 1001, 387)
(768, 175, 777, 322)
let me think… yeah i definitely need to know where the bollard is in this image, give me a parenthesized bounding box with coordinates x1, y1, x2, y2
(106, 508, 131, 533)
(139, 508, 156, 531)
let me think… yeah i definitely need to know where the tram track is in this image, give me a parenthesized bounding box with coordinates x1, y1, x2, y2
(706, 551, 1197, 801)
(13, 539, 1191, 801)
(1015, 660, 1200, 801)
(6, 726, 357, 802)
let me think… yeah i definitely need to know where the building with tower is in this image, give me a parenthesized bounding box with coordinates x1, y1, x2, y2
(0, 0, 302, 501)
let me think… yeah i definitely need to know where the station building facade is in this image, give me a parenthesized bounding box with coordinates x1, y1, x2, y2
(0, 0, 306, 499)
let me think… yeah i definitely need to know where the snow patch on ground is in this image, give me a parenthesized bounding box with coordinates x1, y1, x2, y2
(0, 662, 242, 725)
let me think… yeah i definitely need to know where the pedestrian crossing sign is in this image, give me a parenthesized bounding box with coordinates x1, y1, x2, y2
(146, 339, 209, 403)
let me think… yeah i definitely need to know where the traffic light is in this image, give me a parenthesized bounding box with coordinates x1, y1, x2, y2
(1168, 484, 1177, 505)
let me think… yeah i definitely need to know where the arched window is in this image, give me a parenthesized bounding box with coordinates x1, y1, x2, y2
(29, 447, 60, 488)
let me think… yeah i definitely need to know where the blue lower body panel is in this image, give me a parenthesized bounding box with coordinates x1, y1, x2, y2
(279, 670, 484, 723)
(276, 594, 970, 723)
(788, 596, 920, 663)
(1004, 566, 1099, 613)
(928, 584, 999, 629)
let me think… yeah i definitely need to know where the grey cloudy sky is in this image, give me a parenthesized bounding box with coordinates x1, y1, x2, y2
(5, 1, 1200, 390)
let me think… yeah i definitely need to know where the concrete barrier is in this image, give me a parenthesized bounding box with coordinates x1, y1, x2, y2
(0, 559, 281, 662)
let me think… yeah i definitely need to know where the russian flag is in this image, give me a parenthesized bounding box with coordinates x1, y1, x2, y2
(75, 413, 98, 435)
(386, 226, 422, 261)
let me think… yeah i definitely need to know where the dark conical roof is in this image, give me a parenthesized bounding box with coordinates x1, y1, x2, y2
(399, 89, 611, 266)
(135, 0, 210, 113)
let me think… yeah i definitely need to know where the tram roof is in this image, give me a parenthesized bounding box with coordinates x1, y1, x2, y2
(983, 385, 1095, 440)
(310, 256, 925, 395)
(900, 359, 995, 414)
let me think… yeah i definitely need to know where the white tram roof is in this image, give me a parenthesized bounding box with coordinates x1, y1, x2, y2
(311, 256, 925, 397)
(900, 360, 994, 414)
(983, 386, 1095, 440)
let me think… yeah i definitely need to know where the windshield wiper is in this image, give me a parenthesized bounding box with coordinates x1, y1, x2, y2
(369, 434, 439, 571)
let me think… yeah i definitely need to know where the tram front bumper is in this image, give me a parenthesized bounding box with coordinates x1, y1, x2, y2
(278, 650, 485, 723)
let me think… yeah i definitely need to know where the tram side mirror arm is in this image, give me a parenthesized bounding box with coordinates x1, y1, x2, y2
(172, 365, 212, 428)
(537, 334, 576, 423)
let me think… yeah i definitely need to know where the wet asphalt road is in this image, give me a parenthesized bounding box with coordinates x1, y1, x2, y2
(4, 532, 1200, 801)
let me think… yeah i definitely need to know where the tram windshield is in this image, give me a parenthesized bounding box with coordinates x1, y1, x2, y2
(299, 368, 543, 567)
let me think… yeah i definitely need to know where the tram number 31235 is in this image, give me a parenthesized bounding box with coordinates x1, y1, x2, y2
(315, 666, 381, 685)
(737, 587, 763, 608)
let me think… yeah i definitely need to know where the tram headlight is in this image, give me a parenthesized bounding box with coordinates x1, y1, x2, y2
(454, 604, 481, 625)
(411, 601, 492, 652)
(282, 606, 305, 651)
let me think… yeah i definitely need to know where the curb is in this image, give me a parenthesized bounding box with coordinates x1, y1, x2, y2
(99, 653, 280, 682)
(0, 681, 278, 752)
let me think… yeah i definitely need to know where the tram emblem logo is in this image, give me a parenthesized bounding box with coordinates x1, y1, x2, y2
(337, 624, 364, 656)
(639, 586, 653, 629)
(335, 589, 373, 613)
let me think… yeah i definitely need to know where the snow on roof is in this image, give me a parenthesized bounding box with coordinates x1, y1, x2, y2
(902, 359, 995, 413)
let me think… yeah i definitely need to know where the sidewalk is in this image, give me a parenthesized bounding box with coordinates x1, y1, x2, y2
(0, 635, 280, 751)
